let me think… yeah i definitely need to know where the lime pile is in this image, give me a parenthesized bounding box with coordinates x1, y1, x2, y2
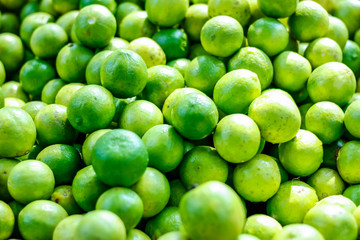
(1, 0, 360, 239)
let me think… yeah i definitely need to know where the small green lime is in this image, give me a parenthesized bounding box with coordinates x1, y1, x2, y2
(51, 185, 83, 215)
(337, 141, 360, 184)
(258, 0, 297, 18)
(128, 229, 151, 240)
(0, 201, 15, 240)
(54, 83, 85, 107)
(169, 179, 187, 207)
(79, 0, 117, 13)
(115, 2, 141, 26)
(53, 215, 83, 240)
(0, 33, 24, 72)
(145, 0, 188, 27)
(325, 16, 349, 49)
(102, 37, 129, 51)
(344, 185, 360, 206)
(208, 0, 251, 26)
(243, 214, 282, 240)
(334, 0, 360, 36)
(184, 4, 209, 42)
(0, 158, 19, 202)
(120, 11, 156, 42)
(343, 40, 360, 76)
(55, 10, 78, 36)
(128, 37, 166, 68)
(152, 29, 189, 61)
(167, 58, 190, 77)
(41, 78, 67, 104)
(82, 129, 111, 166)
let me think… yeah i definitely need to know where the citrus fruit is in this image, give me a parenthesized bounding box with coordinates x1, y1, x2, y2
(272, 224, 325, 240)
(0, 33, 24, 72)
(100, 49, 148, 98)
(169, 179, 187, 207)
(41, 79, 67, 104)
(208, 0, 251, 26)
(4, 97, 25, 108)
(21, 101, 47, 120)
(258, 0, 297, 18)
(158, 231, 189, 240)
(54, 83, 85, 107)
(51, 185, 83, 215)
(55, 10, 78, 36)
(152, 29, 189, 61)
(243, 214, 282, 240)
(92, 129, 148, 186)
(344, 185, 360, 206)
(179, 181, 246, 240)
(337, 140, 360, 184)
(0, 12, 20, 34)
(184, 4, 209, 42)
(324, 16, 349, 49)
(53, 0, 78, 14)
(316, 195, 356, 213)
(0, 107, 36, 158)
(145, 0, 188, 27)
(79, 0, 117, 13)
(0, 200, 14, 240)
(96, 187, 143, 231)
(82, 129, 111, 166)
(0, 159, 19, 202)
(201, 16, 243, 58)
(127, 229, 151, 240)
(188, 43, 209, 60)
(0, 61, 5, 85)
(333, 0, 360, 36)
(167, 58, 191, 77)
(353, 206, 360, 238)
(53, 214, 83, 240)
(119, 11, 156, 42)
(343, 40, 360, 76)
(131, 167, 170, 218)
(115, 2, 141, 26)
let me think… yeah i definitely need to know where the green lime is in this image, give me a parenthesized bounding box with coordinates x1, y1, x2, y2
(353, 206, 360, 237)
(141, 65, 184, 108)
(267, 180, 318, 225)
(19, 59, 56, 96)
(0, 61, 5, 85)
(288, 1, 329, 42)
(67, 85, 116, 133)
(322, 139, 345, 169)
(305, 101, 344, 144)
(337, 141, 360, 184)
(344, 185, 360, 206)
(1, 81, 28, 104)
(273, 51, 312, 92)
(184, 4, 209, 42)
(325, 16, 349, 49)
(56, 43, 94, 83)
(131, 167, 170, 218)
(167, 58, 190, 77)
(0, 33, 24, 72)
(4, 97, 25, 108)
(334, 0, 360, 36)
(82, 129, 111, 166)
(158, 231, 189, 240)
(355, 28, 360, 46)
(142, 124, 184, 173)
(80, 0, 117, 13)
(188, 43, 209, 60)
(55, 83, 85, 106)
(70, 20, 80, 43)
(307, 62, 356, 107)
(316, 195, 356, 213)
(7, 200, 23, 238)
(307, 168, 345, 200)
(20, 2, 39, 20)
(56, 10, 79, 36)
(72, 166, 110, 212)
(185, 55, 226, 96)
(35, 104, 78, 146)
(304, 203, 357, 240)
(18, 144, 43, 161)
(272, 224, 324, 240)
(145, 0, 188, 27)
(0, 12, 19, 34)
(237, 234, 260, 240)
(0, 88, 3, 109)
(0, 201, 14, 240)
(298, 42, 309, 56)
(228, 47, 273, 90)
(145, 206, 182, 239)
(19, 12, 54, 47)
(102, 37, 129, 51)
(201, 16, 243, 58)
(169, 179, 187, 207)
(8, 160, 55, 204)
(128, 229, 151, 240)
(152, 29, 189, 61)
(343, 40, 360, 76)
(258, 0, 297, 18)
(345, 100, 360, 138)
(0, 159, 19, 202)
(214, 69, 261, 114)
(53, 215, 83, 240)
(208, 0, 251, 26)
(92, 129, 148, 186)
(116, 2, 141, 26)
(128, 37, 166, 68)
(21, 101, 47, 120)
(75, 210, 126, 240)
(53, 0, 78, 14)
(75, 5, 116, 48)
(41, 78, 67, 104)
(100, 49, 148, 98)
(179, 181, 246, 240)
(170, 90, 218, 140)
(243, 214, 282, 240)
(304, 37, 343, 69)
(0, 107, 36, 158)
(51, 185, 83, 215)
(248, 18, 289, 57)
(120, 11, 156, 42)
(96, 187, 143, 231)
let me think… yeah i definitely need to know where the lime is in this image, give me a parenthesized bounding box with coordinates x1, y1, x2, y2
(272, 224, 324, 240)
(353, 206, 360, 237)
(0, 33, 24, 72)
(55, 10, 77, 36)
(208, 0, 251, 26)
(116, 2, 141, 26)
(53, 215, 83, 240)
(337, 141, 360, 184)
(30, 23, 68, 58)
(169, 179, 187, 207)
(55, 83, 85, 107)
(142, 124, 183, 173)
(0, 0, 26, 10)
(0, 61, 5, 85)
(334, 0, 360, 36)
(238, 234, 260, 240)
(72, 166, 110, 212)
(75, 210, 126, 240)
(185, 55, 226, 96)
(305, 101, 344, 144)
(128, 38, 166, 68)
(53, 0, 78, 14)
(188, 43, 209, 60)
(167, 58, 190, 77)
(0, 201, 15, 240)
(243, 214, 282, 240)
(41, 78, 67, 104)
(0, 107, 36, 158)
(128, 229, 151, 240)
(355, 28, 360, 46)
(21, 101, 47, 120)
(307, 168, 345, 200)
(75, 5, 116, 48)
(201, 16, 243, 58)
(96, 187, 143, 231)
(307, 62, 356, 107)
(19, 59, 56, 96)
(131, 167, 170, 218)
(179, 181, 246, 240)
(0, 81, 28, 102)
(145, 0, 188, 27)
(92, 129, 148, 186)
(343, 40, 360, 76)
(82, 129, 111, 166)
(0, 88, 3, 109)
(0, 12, 19, 35)
(35, 104, 78, 146)
(304, 37, 343, 69)
(79, 0, 117, 13)
(18, 144, 43, 161)
(86, 51, 113, 85)
(316, 195, 356, 213)
(102, 37, 129, 51)
(7, 160, 54, 204)
(119, 100, 163, 137)
(20, 2, 39, 20)
(214, 69, 261, 114)
(304, 203, 357, 240)
(228, 47, 273, 90)
(266, 180, 318, 225)
(344, 185, 360, 206)
(19, 12, 54, 47)
(152, 29, 189, 61)
(100, 49, 148, 98)
(141, 65, 184, 108)
(325, 16, 349, 49)
(184, 4, 209, 42)
(158, 231, 189, 240)
(4, 97, 25, 108)
(258, 0, 297, 18)
(120, 11, 156, 42)
(51, 185, 83, 215)
(248, 18, 289, 57)
(39, 0, 59, 17)
(0, 159, 19, 202)
(67, 85, 116, 133)
(170, 90, 218, 140)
